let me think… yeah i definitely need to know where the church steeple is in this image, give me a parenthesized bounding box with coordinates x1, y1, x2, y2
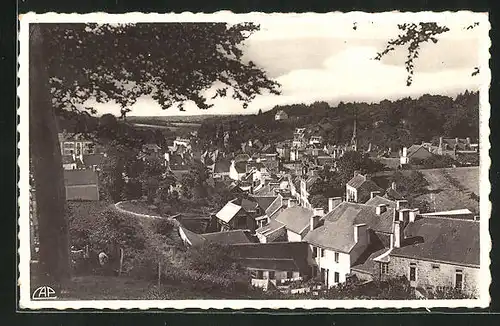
(350, 108, 358, 151)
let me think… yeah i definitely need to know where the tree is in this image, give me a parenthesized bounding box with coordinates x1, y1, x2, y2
(336, 152, 384, 187)
(376, 22, 481, 86)
(30, 22, 279, 282)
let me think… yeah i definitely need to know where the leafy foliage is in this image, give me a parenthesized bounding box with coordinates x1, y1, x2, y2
(42, 23, 280, 115)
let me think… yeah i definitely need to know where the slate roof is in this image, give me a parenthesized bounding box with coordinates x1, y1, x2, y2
(304, 202, 395, 252)
(214, 159, 231, 173)
(216, 201, 243, 223)
(256, 219, 285, 237)
(234, 153, 251, 162)
(252, 196, 279, 212)
(234, 161, 247, 174)
(384, 187, 404, 200)
(365, 195, 397, 209)
(241, 198, 259, 212)
(63, 169, 98, 186)
(180, 227, 257, 246)
(390, 216, 480, 266)
(275, 206, 314, 234)
(305, 175, 320, 188)
(347, 174, 367, 188)
(231, 241, 310, 274)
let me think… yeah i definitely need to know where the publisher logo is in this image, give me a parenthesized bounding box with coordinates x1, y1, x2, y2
(32, 286, 57, 300)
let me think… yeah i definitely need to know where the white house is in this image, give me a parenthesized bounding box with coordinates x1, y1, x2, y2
(275, 110, 289, 121)
(229, 160, 247, 181)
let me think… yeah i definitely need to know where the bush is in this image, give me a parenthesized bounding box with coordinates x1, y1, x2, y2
(154, 218, 175, 236)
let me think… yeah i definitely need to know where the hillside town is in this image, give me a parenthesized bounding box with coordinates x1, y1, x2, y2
(29, 108, 481, 299)
(24, 18, 486, 303)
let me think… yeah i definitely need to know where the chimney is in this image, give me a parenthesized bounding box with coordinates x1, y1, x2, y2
(396, 200, 408, 211)
(370, 191, 381, 199)
(313, 207, 325, 217)
(439, 136, 444, 149)
(391, 181, 397, 191)
(402, 147, 408, 157)
(393, 220, 403, 248)
(310, 215, 321, 231)
(455, 137, 459, 145)
(409, 208, 419, 223)
(287, 198, 296, 208)
(328, 197, 342, 212)
(354, 170, 361, 178)
(376, 204, 387, 215)
(354, 223, 367, 244)
(466, 137, 471, 145)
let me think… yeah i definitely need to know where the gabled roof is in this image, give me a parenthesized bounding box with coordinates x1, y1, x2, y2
(256, 219, 285, 237)
(384, 187, 404, 200)
(365, 195, 397, 209)
(216, 201, 243, 223)
(390, 217, 480, 266)
(275, 206, 314, 234)
(347, 174, 367, 188)
(234, 153, 251, 162)
(251, 196, 278, 212)
(63, 169, 98, 186)
(304, 202, 395, 252)
(240, 198, 259, 212)
(180, 227, 257, 246)
(407, 144, 432, 158)
(233, 161, 247, 174)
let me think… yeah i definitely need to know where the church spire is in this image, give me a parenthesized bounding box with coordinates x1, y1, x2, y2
(350, 108, 358, 151)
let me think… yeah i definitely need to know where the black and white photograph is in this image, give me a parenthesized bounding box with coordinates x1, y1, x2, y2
(18, 12, 491, 309)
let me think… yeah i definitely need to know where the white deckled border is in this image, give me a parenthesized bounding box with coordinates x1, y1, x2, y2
(18, 11, 491, 310)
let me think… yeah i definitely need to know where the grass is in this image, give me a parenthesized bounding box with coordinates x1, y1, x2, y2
(416, 167, 479, 213)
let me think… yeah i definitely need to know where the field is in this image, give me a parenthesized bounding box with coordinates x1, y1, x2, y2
(416, 167, 479, 213)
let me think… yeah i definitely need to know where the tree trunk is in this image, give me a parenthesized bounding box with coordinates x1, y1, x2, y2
(29, 24, 70, 285)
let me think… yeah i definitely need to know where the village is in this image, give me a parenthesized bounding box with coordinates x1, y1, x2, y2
(29, 104, 481, 299)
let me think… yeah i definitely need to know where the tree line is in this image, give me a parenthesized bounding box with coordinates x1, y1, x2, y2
(198, 91, 479, 153)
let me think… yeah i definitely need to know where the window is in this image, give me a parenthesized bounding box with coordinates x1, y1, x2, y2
(256, 270, 264, 279)
(268, 271, 275, 280)
(334, 272, 340, 283)
(455, 269, 463, 289)
(334, 252, 339, 263)
(321, 248, 325, 257)
(287, 271, 293, 279)
(431, 264, 440, 270)
(409, 263, 417, 282)
(312, 246, 317, 258)
(381, 263, 389, 275)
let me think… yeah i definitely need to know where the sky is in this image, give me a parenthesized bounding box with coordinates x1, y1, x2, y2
(84, 16, 486, 117)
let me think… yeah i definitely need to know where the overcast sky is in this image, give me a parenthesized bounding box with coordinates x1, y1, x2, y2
(85, 17, 485, 117)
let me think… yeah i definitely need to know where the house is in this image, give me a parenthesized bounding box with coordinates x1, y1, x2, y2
(304, 201, 401, 287)
(400, 145, 434, 165)
(229, 160, 248, 181)
(293, 128, 307, 147)
(63, 169, 99, 201)
(215, 199, 257, 232)
(276, 142, 292, 160)
(384, 182, 404, 200)
(388, 216, 480, 297)
(275, 110, 289, 121)
(309, 135, 323, 146)
(213, 158, 231, 180)
(275, 206, 323, 241)
(299, 174, 320, 209)
(58, 132, 96, 156)
(231, 241, 311, 290)
(178, 227, 258, 247)
(346, 172, 384, 203)
(173, 136, 190, 148)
